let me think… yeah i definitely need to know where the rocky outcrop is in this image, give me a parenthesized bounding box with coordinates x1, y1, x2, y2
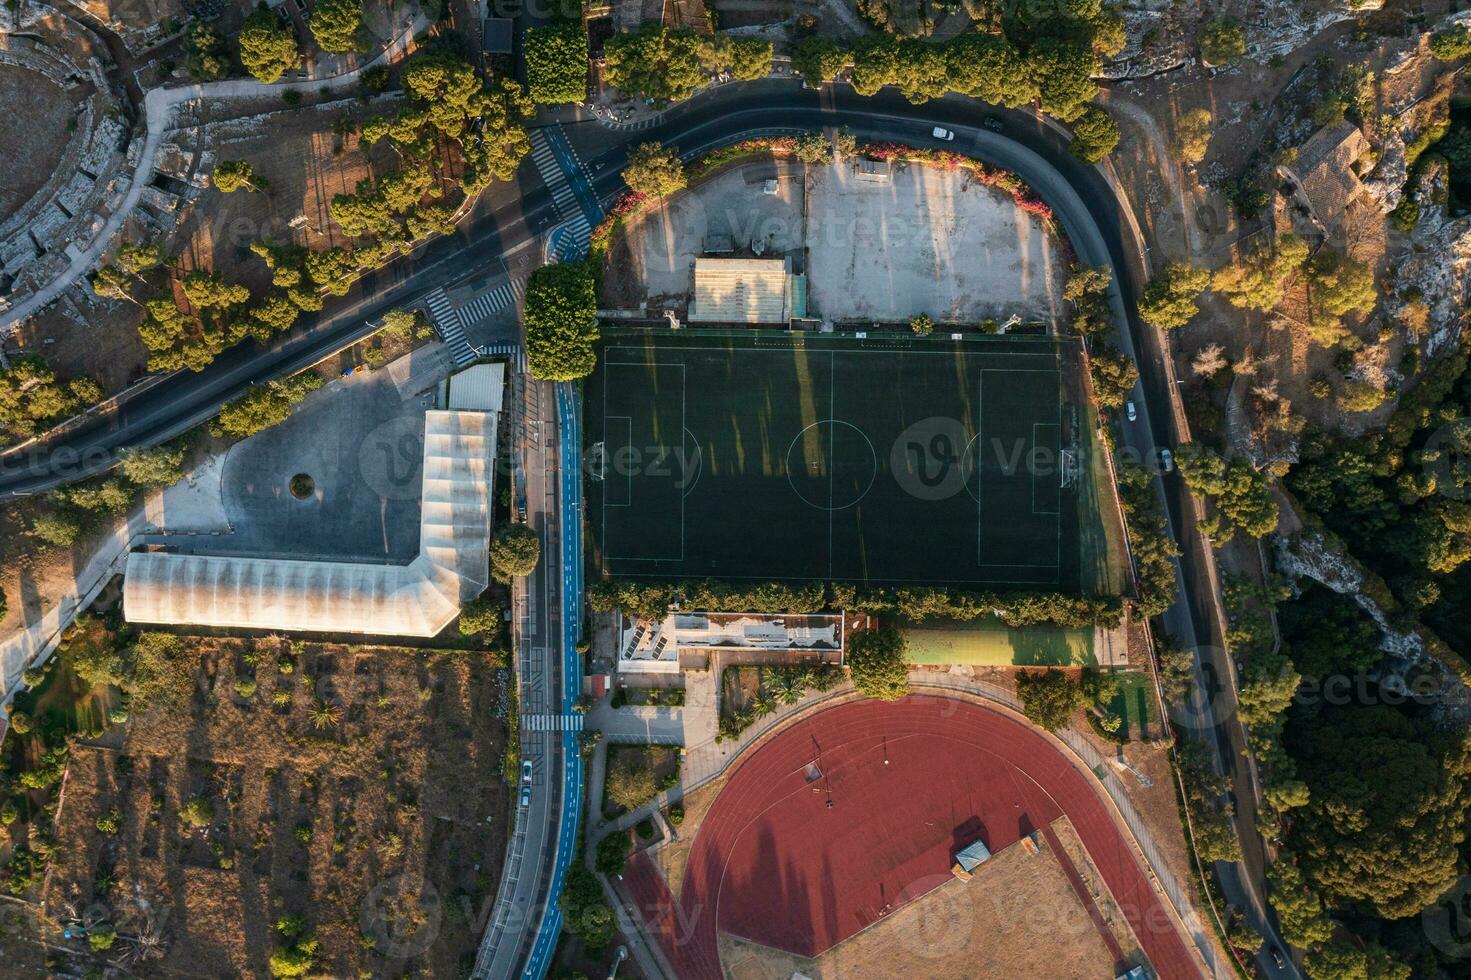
(1361, 124, 1406, 214)
(1274, 529, 1426, 660)
(1244, 0, 1385, 63)
(1387, 162, 1471, 357)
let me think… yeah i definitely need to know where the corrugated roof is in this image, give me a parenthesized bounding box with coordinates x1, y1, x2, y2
(124, 410, 496, 637)
(689, 257, 789, 323)
(447, 362, 505, 413)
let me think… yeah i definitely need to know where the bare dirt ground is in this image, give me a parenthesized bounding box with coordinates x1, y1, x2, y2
(649, 776, 726, 906)
(42, 637, 510, 978)
(714, 816, 1120, 979)
(174, 98, 406, 293)
(0, 65, 76, 218)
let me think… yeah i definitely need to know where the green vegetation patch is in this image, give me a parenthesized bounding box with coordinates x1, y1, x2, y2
(586, 330, 1111, 591)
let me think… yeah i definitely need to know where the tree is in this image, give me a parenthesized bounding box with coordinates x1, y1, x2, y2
(269, 916, 319, 978)
(524, 263, 598, 382)
(0, 586, 6, 622)
(491, 524, 542, 583)
(239, 5, 300, 83)
(946, 33, 1035, 107)
(309, 0, 363, 53)
(1175, 107, 1213, 163)
(1290, 706, 1471, 920)
(180, 797, 214, 828)
(1199, 16, 1245, 65)
(459, 598, 503, 640)
(596, 831, 629, 876)
(793, 36, 847, 87)
(624, 141, 686, 198)
(526, 23, 589, 104)
(1070, 105, 1119, 163)
(559, 865, 616, 946)
(1430, 24, 1471, 61)
(62, 615, 127, 688)
(606, 752, 657, 810)
(212, 374, 324, 439)
(1211, 234, 1309, 311)
(188, 23, 229, 80)
(1305, 943, 1411, 980)
(719, 36, 773, 81)
(1176, 445, 1279, 541)
(1139, 263, 1210, 330)
(846, 628, 909, 701)
(1306, 248, 1376, 332)
(1028, 37, 1099, 122)
(604, 23, 706, 105)
(119, 445, 187, 488)
(212, 160, 266, 194)
(0, 355, 98, 444)
(792, 132, 833, 165)
(910, 313, 935, 336)
(31, 513, 83, 548)
(1016, 670, 1081, 730)
(1088, 346, 1138, 408)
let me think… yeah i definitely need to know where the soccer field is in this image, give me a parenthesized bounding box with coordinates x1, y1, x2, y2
(586, 331, 1098, 589)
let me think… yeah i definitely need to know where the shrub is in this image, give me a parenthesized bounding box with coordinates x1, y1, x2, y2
(88, 926, 117, 952)
(1430, 24, 1471, 61)
(1199, 16, 1245, 64)
(1016, 670, 1081, 730)
(847, 627, 910, 701)
(180, 798, 214, 828)
(910, 313, 935, 336)
(595, 831, 629, 876)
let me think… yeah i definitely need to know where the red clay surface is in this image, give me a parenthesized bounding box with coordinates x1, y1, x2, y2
(624, 696, 1201, 980)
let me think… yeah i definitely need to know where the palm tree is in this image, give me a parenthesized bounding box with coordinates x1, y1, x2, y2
(775, 679, 802, 707)
(310, 699, 340, 730)
(750, 692, 776, 718)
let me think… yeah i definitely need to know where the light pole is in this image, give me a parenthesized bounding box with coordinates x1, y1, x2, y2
(607, 945, 628, 980)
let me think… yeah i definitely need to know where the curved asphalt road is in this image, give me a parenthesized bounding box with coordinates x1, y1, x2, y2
(0, 78, 1294, 978)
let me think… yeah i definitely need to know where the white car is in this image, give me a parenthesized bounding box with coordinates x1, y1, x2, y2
(522, 760, 533, 783)
(1126, 401, 1137, 422)
(932, 126, 955, 141)
(1160, 449, 1175, 473)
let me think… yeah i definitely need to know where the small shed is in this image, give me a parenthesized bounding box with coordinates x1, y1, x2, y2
(448, 362, 505, 413)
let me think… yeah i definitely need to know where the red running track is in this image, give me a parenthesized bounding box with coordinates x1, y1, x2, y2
(625, 696, 1201, 980)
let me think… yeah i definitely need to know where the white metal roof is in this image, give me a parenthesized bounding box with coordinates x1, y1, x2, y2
(689, 257, 789, 323)
(124, 410, 496, 637)
(447, 362, 505, 413)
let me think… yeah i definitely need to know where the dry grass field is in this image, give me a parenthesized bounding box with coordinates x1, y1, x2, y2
(41, 636, 511, 977)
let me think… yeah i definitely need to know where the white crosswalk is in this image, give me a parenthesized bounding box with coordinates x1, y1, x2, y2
(425, 287, 476, 368)
(529, 129, 593, 258)
(460, 277, 525, 327)
(521, 713, 585, 732)
(529, 131, 581, 221)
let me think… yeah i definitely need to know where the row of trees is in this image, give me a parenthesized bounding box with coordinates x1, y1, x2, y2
(1062, 264, 1139, 409)
(603, 23, 772, 105)
(587, 577, 1123, 628)
(189, 0, 366, 84)
(1175, 443, 1280, 542)
(0, 355, 103, 447)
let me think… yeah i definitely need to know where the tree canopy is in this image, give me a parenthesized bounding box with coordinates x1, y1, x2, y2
(1138, 262, 1209, 330)
(1016, 670, 1081, 730)
(623, 141, 686, 198)
(212, 160, 265, 194)
(491, 524, 543, 583)
(309, 0, 363, 53)
(211, 374, 324, 439)
(846, 627, 910, 701)
(1069, 105, 1119, 163)
(1287, 705, 1471, 920)
(1176, 444, 1280, 541)
(524, 263, 599, 381)
(239, 6, 300, 83)
(526, 23, 589, 104)
(1199, 16, 1246, 64)
(604, 23, 707, 104)
(1211, 234, 1309, 311)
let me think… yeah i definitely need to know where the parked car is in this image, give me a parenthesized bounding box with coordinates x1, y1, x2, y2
(1160, 448, 1175, 473)
(520, 786, 532, 807)
(522, 759, 533, 783)
(1126, 400, 1137, 422)
(982, 117, 1005, 133)
(932, 126, 955, 141)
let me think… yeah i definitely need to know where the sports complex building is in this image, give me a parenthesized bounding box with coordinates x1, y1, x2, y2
(585, 329, 1127, 595)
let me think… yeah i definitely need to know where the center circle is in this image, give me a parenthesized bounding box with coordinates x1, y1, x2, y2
(784, 420, 877, 511)
(289, 473, 316, 500)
